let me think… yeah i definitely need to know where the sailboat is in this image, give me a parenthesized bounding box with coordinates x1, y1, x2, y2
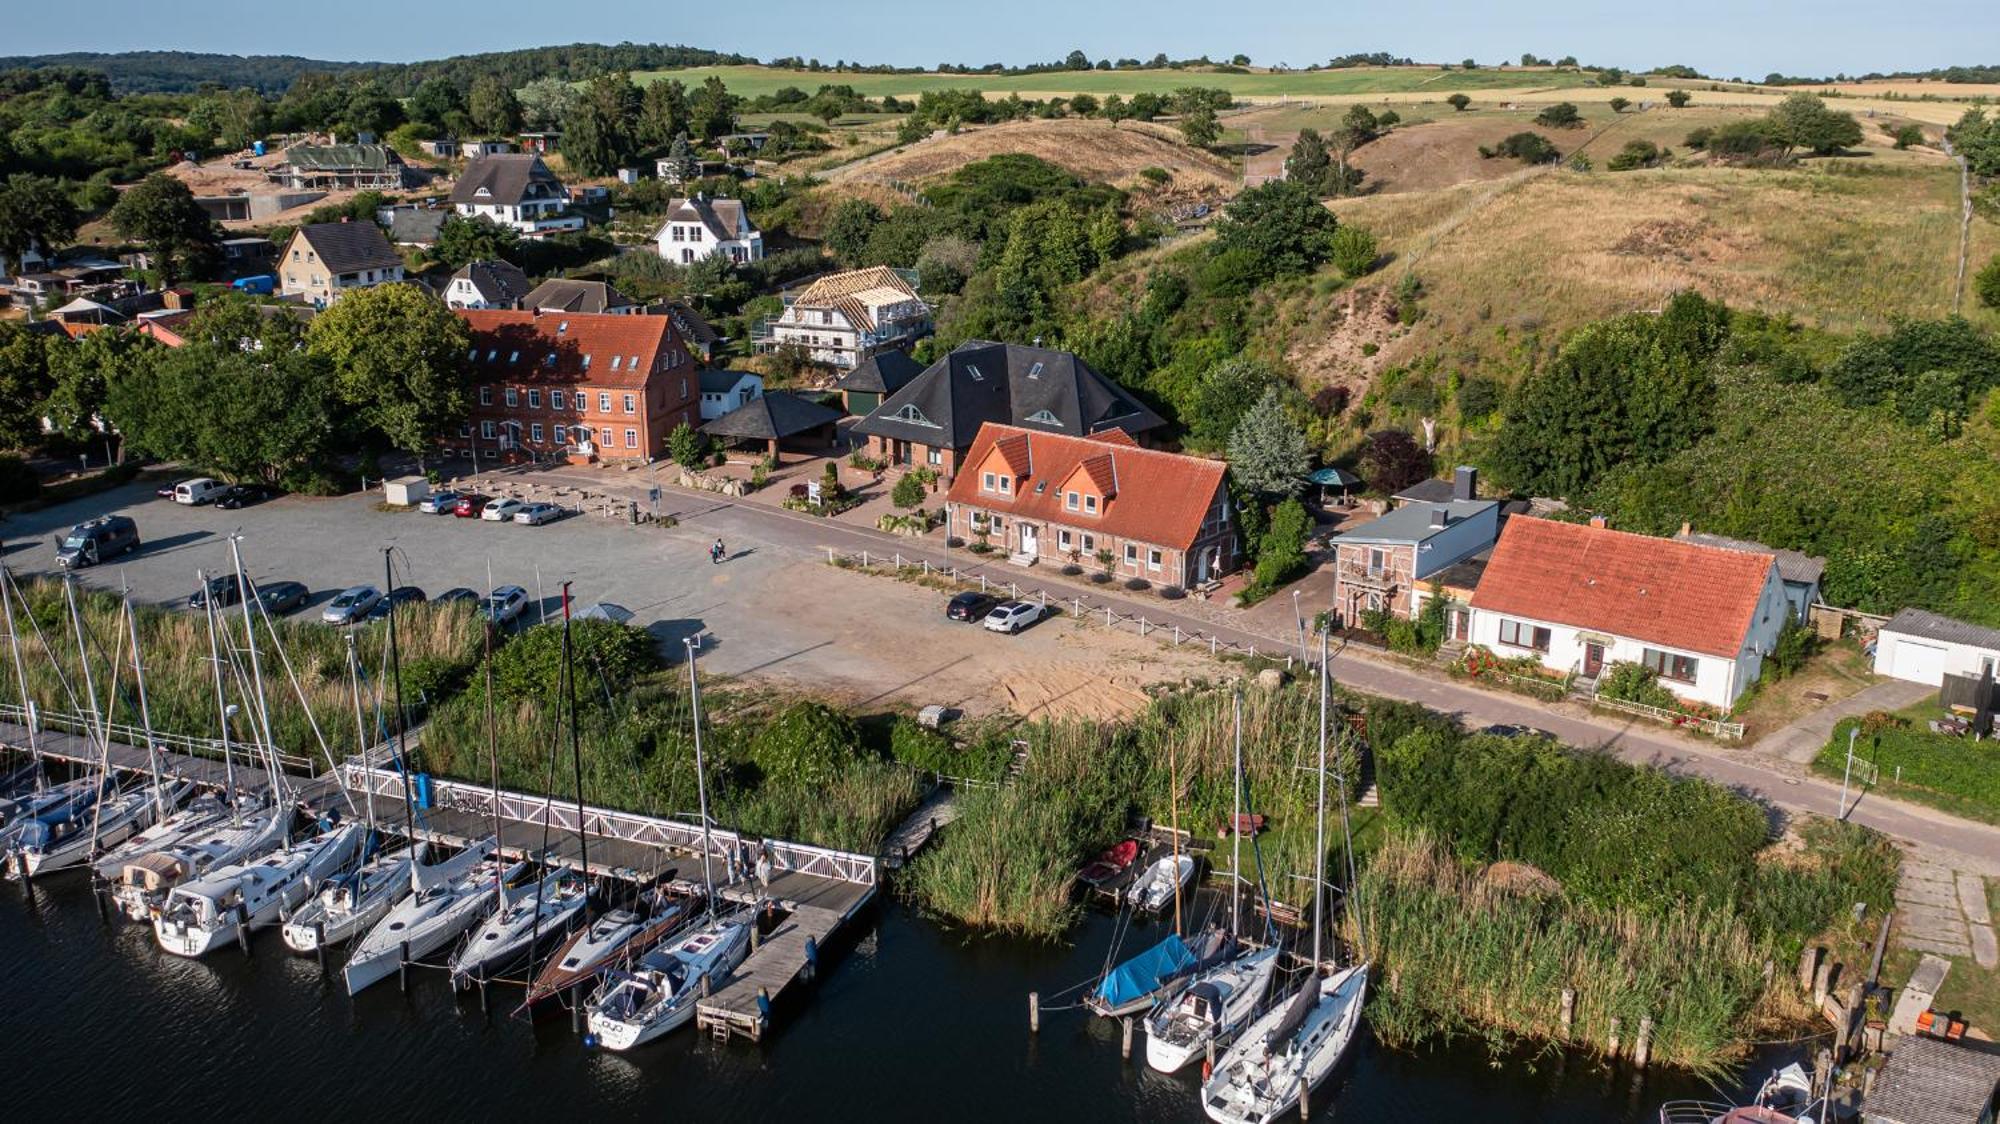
(1147, 693, 1283, 1073)
(522, 883, 695, 1009)
(584, 635, 751, 1050)
(343, 837, 525, 993)
(1200, 634, 1370, 1124)
(154, 818, 365, 957)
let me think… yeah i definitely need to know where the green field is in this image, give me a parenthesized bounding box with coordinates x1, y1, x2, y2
(626, 64, 1608, 101)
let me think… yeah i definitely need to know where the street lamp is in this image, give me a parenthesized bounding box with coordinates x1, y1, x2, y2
(1293, 589, 1306, 664)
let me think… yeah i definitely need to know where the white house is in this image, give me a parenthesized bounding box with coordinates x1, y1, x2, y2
(448, 154, 582, 236)
(1466, 517, 1790, 710)
(652, 195, 763, 264)
(698, 368, 764, 421)
(444, 259, 532, 310)
(752, 266, 933, 371)
(1873, 608, 2000, 686)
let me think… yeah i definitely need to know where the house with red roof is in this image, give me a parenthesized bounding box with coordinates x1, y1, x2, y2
(1466, 516, 1790, 709)
(450, 309, 699, 464)
(943, 423, 1238, 589)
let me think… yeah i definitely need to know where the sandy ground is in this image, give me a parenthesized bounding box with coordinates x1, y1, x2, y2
(826, 118, 1240, 192)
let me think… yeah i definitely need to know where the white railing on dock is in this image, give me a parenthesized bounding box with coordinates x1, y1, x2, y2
(768, 837, 878, 887)
(0, 702, 316, 775)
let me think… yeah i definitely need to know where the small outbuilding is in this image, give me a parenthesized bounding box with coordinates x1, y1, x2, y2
(383, 477, 430, 507)
(1862, 1035, 2000, 1124)
(834, 350, 923, 414)
(1873, 608, 2000, 687)
(700, 391, 843, 464)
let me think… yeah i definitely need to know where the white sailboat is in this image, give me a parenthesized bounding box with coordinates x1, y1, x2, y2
(524, 886, 695, 1010)
(282, 842, 421, 953)
(343, 838, 523, 994)
(584, 634, 748, 1050)
(1200, 634, 1370, 1124)
(10, 779, 193, 878)
(448, 868, 588, 987)
(111, 798, 287, 920)
(91, 790, 229, 881)
(154, 820, 365, 957)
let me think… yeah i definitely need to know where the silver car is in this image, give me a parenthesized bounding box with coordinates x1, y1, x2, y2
(484, 585, 529, 624)
(322, 585, 383, 625)
(513, 502, 562, 526)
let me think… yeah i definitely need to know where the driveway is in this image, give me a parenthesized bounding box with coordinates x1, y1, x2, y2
(1756, 678, 1936, 764)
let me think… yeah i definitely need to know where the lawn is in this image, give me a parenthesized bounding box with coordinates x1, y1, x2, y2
(1735, 639, 1879, 742)
(1814, 712, 2000, 825)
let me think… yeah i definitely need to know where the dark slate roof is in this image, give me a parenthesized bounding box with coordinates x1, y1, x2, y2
(701, 391, 841, 441)
(837, 349, 924, 395)
(1881, 608, 2000, 652)
(698, 367, 755, 394)
(1393, 478, 1458, 505)
(1865, 1036, 2000, 1124)
(852, 340, 1165, 451)
(1674, 531, 1828, 586)
(452, 259, 532, 307)
(655, 300, 720, 347)
(521, 279, 634, 314)
(449, 154, 566, 207)
(294, 221, 402, 274)
(388, 208, 447, 245)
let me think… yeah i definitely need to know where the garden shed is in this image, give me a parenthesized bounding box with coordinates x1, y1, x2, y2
(1873, 608, 2000, 687)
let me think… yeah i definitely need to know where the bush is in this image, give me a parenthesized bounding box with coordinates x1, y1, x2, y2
(1821, 717, 2000, 823)
(1532, 102, 1582, 128)
(1976, 255, 2000, 310)
(1482, 132, 1560, 164)
(1252, 497, 1312, 590)
(487, 619, 662, 705)
(1684, 126, 1714, 150)
(1765, 620, 1819, 678)
(1329, 225, 1379, 279)
(1893, 124, 1925, 149)
(1607, 139, 1667, 171)
(667, 423, 708, 468)
(889, 717, 1004, 778)
(1597, 661, 1680, 709)
(891, 473, 927, 509)
(1666, 89, 1692, 108)
(750, 701, 862, 787)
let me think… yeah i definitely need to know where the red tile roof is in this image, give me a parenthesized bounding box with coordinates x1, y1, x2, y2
(1090, 429, 1140, 449)
(456, 309, 676, 389)
(1469, 517, 1777, 659)
(946, 423, 1227, 551)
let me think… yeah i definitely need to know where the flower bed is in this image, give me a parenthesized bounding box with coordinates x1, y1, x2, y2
(1452, 645, 1570, 702)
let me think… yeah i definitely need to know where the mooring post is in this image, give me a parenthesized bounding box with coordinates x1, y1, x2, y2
(571, 984, 584, 1034)
(314, 923, 327, 973)
(750, 920, 761, 953)
(1120, 1017, 1133, 1060)
(236, 910, 251, 956)
(1559, 988, 1576, 1036)
(1607, 1016, 1622, 1058)
(92, 883, 108, 921)
(399, 940, 412, 992)
(1028, 991, 1040, 1033)
(1298, 1077, 1311, 1120)
(1798, 946, 1822, 995)
(1634, 1016, 1654, 1068)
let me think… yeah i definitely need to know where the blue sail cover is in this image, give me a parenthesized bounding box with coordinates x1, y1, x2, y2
(1096, 934, 1195, 1009)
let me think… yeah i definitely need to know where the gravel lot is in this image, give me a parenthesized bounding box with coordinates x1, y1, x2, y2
(2, 481, 1217, 719)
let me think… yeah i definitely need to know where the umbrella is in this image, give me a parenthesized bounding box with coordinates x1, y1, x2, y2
(577, 602, 634, 624)
(1306, 466, 1363, 504)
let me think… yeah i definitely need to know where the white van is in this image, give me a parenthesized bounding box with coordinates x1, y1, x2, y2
(173, 478, 227, 506)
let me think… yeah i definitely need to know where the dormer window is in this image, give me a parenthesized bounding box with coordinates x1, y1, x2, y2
(997, 476, 1012, 495)
(1085, 495, 1099, 513)
(893, 404, 937, 427)
(1065, 491, 1079, 511)
(475, 187, 490, 197)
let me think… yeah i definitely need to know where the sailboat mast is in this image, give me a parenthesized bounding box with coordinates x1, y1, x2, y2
(1312, 628, 1329, 973)
(127, 594, 166, 815)
(485, 556, 501, 902)
(1231, 690, 1242, 937)
(0, 566, 44, 789)
(382, 548, 416, 847)
(561, 582, 588, 886)
(229, 535, 286, 803)
(345, 633, 376, 831)
(60, 575, 104, 751)
(199, 570, 237, 805)
(1170, 737, 1182, 935)
(684, 638, 715, 918)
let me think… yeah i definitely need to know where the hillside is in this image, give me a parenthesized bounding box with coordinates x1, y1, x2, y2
(825, 118, 1240, 193)
(0, 50, 373, 94)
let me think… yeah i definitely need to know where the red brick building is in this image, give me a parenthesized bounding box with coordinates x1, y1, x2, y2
(451, 309, 699, 463)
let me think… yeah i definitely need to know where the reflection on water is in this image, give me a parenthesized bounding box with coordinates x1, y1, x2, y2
(1, 876, 1779, 1122)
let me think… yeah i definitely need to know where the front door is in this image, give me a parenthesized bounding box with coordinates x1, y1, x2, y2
(1019, 524, 1039, 557)
(1583, 641, 1606, 678)
(1450, 608, 1470, 642)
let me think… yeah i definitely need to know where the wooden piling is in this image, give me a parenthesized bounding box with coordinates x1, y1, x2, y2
(236, 919, 251, 955)
(1559, 988, 1576, 1036)
(1634, 1016, 1654, 1068)
(1298, 1076, 1310, 1120)
(1813, 959, 1835, 1008)
(1798, 946, 1822, 994)
(1607, 1016, 1622, 1059)
(314, 923, 327, 973)
(1028, 991, 1039, 1033)
(399, 940, 411, 992)
(1121, 1017, 1133, 1060)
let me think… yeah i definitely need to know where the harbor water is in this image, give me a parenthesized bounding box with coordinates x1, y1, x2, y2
(0, 873, 1792, 1122)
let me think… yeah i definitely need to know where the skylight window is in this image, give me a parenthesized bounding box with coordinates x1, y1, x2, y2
(1028, 361, 1045, 379)
(507, 350, 519, 364)
(966, 364, 984, 381)
(1027, 409, 1063, 427)
(582, 354, 592, 371)
(610, 356, 623, 371)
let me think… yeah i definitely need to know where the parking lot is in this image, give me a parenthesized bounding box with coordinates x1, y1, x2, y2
(3, 481, 1217, 720)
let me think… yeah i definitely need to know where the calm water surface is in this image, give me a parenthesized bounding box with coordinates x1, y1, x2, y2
(1, 876, 1782, 1122)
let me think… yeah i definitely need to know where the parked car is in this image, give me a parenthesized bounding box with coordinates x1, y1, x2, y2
(419, 490, 461, 515)
(481, 498, 527, 522)
(154, 481, 180, 499)
(189, 574, 244, 611)
(946, 591, 1001, 623)
(513, 502, 563, 526)
(255, 581, 310, 615)
(452, 494, 491, 518)
(484, 585, 529, 624)
(321, 585, 383, 625)
(982, 600, 1044, 634)
(215, 484, 278, 510)
(434, 587, 479, 606)
(365, 586, 428, 621)
(54, 516, 139, 570)
(172, 478, 229, 506)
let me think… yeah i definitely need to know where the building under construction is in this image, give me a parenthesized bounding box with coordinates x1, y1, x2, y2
(269, 144, 410, 191)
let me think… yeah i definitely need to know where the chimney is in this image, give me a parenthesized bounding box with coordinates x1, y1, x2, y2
(1430, 505, 1450, 530)
(1453, 465, 1477, 502)
(1589, 515, 1608, 529)
(1678, 520, 1692, 537)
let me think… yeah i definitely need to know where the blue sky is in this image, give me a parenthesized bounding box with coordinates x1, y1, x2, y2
(8, 0, 1992, 79)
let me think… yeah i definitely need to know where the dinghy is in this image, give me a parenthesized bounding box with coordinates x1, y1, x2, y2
(1125, 853, 1196, 914)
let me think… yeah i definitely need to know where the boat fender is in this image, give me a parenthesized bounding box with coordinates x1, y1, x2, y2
(804, 936, 818, 970)
(1202, 1059, 1213, 1083)
(582, 1033, 598, 1049)
(756, 988, 772, 1021)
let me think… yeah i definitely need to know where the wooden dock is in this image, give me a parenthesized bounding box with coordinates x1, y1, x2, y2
(699, 867, 876, 1042)
(880, 784, 960, 870)
(0, 715, 340, 807)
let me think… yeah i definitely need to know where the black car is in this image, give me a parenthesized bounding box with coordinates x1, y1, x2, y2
(216, 484, 278, 510)
(434, 587, 480, 606)
(255, 580, 310, 615)
(189, 574, 244, 610)
(947, 591, 1001, 622)
(364, 585, 428, 621)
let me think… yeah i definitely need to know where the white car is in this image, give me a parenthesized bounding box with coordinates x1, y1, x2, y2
(322, 585, 383, 625)
(173, 477, 228, 506)
(513, 502, 562, 526)
(481, 498, 527, 522)
(485, 585, 529, 624)
(982, 600, 1044, 634)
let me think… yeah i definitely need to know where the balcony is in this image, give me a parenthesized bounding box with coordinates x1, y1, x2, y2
(1336, 559, 1400, 588)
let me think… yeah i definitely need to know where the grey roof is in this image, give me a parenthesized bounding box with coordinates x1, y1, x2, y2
(1424, 549, 1491, 593)
(1674, 531, 1827, 586)
(1864, 1037, 2000, 1124)
(698, 367, 756, 394)
(1881, 608, 2000, 653)
(836, 350, 923, 395)
(701, 391, 841, 441)
(1393, 478, 1457, 505)
(1331, 498, 1499, 546)
(852, 340, 1165, 451)
(451, 259, 532, 307)
(655, 300, 720, 347)
(293, 222, 402, 274)
(655, 196, 753, 242)
(449, 154, 566, 207)
(521, 279, 634, 314)
(285, 144, 399, 171)
(387, 208, 447, 245)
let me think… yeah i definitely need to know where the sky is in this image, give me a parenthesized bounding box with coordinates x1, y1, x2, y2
(6, 0, 1993, 79)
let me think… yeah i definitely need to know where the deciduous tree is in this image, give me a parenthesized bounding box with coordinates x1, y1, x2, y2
(304, 284, 471, 459)
(1179, 104, 1221, 148)
(1212, 179, 1340, 278)
(1446, 93, 1471, 112)
(108, 173, 218, 284)
(0, 174, 81, 268)
(467, 75, 521, 136)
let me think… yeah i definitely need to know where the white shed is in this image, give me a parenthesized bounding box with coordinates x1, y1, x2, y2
(383, 476, 430, 507)
(1874, 608, 2000, 686)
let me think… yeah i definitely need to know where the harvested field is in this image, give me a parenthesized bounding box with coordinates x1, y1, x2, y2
(825, 118, 1239, 192)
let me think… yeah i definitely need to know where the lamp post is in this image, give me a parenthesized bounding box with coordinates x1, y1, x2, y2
(1293, 589, 1306, 664)
(1838, 725, 1858, 820)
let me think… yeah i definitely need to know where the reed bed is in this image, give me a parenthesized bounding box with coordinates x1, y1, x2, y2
(1, 578, 481, 772)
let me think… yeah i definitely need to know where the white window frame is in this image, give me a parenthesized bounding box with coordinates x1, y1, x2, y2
(623, 393, 637, 414)
(530, 423, 544, 443)
(598, 392, 612, 412)
(624, 428, 638, 449)
(479, 385, 492, 406)
(527, 389, 541, 408)
(1497, 619, 1552, 653)
(1148, 548, 1163, 572)
(504, 388, 518, 407)
(480, 420, 496, 439)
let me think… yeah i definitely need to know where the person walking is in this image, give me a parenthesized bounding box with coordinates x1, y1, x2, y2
(710, 537, 725, 564)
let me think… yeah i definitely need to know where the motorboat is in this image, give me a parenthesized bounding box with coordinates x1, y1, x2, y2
(8, 780, 193, 879)
(584, 917, 751, 1050)
(1145, 943, 1282, 1073)
(1200, 963, 1369, 1123)
(1658, 1062, 1820, 1124)
(110, 798, 288, 921)
(343, 838, 522, 995)
(1126, 853, 1197, 914)
(154, 821, 365, 957)
(1086, 928, 1236, 1019)
(281, 843, 422, 954)
(523, 888, 695, 1009)
(92, 790, 228, 882)
(1078, 839, 1141, 888)
(448, 869, 589, 988)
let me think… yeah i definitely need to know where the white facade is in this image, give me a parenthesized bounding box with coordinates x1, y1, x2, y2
(456, 196, 582, 236)
(1874, 628, 2000, 686)
(764, 294, 931, 371)
(652, 200, 763, 265)
(445, 275, 504, 309)
(1466, 564, 1789, 710)
(699, 371, 764, 421)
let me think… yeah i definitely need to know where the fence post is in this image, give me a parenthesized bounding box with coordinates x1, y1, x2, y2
(1174, 625, 1181, 646)
(1211, 637, 1218, 656)
(895, 553, 903, 569)
(1105, 606, 1112, 627)
(827, 547, 835, 564)
(980, 575, 987, 593)
(923, 560, 929, 576)
(1139, 618, 1148, 638)
(1072, 598, 1080, 618)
